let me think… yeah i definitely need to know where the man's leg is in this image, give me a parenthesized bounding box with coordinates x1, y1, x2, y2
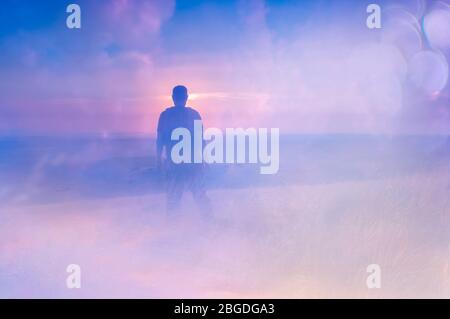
(190, 168, 212, 214)
(166, 169, 184, 213)
(192, 188, 212, 215)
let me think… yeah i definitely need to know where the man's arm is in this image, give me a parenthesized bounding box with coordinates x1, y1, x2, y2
(195, 111, 205, 149)
(156, 113, 164, 171)
(194, 111, 207, 161)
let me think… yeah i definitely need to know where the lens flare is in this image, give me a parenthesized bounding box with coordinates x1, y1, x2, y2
(408, 50, 449, 94)
(423, 8, 450, 50)
(381, 8, 423, 59)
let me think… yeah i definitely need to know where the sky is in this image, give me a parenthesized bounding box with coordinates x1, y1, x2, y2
(0, 0, 449, 135)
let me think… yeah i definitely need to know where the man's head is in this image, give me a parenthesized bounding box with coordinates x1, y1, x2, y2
(172, 85, 188, 107)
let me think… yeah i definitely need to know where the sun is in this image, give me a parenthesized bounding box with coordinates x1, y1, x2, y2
(188, 93, 200, 101)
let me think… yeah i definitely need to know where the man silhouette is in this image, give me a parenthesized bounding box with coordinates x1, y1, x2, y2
(156, 85, 211, 213)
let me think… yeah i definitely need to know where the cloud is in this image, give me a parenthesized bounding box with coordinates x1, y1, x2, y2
(0, 0, 176, 134)
(0, 0, 448, 135)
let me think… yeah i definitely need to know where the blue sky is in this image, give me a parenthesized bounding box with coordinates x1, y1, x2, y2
(0, 0, 448, 135)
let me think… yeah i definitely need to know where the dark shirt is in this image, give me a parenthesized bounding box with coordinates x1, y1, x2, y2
(157, 106, 202, 165)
